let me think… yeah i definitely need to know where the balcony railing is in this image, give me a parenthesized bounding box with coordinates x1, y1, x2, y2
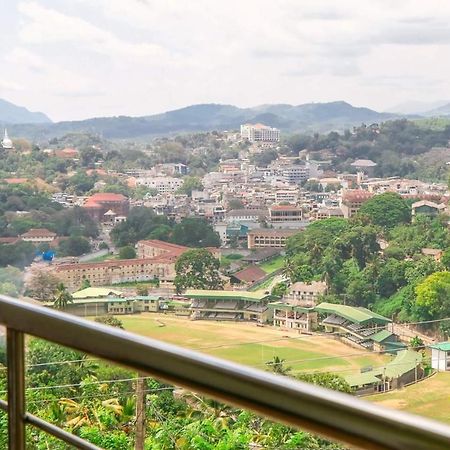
(1, 293, 450, 450)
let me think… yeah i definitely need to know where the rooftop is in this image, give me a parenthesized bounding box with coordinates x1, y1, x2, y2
(184, 289, 274, 302)
(315, 302, 391, 325)
(430, 341, 450, 352)
(72, 287, 123, 299)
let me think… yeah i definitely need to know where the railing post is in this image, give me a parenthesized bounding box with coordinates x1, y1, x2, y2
(7, 328, 26, 450)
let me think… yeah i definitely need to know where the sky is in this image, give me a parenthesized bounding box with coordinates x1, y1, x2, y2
(1, 0, 450, 121)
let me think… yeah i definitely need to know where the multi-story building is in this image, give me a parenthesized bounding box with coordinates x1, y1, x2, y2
(135, 176, 183, 194)
(286, 281, 327, 307)
(269, 302, 317, 332)
(247, 229, 297, 249)
(55, 257, 176, 290)
(340, 190, 373, 219)
(269, 205, 303, 223)
(280, 165, 310, 184)
(83, 193, 130, 222)
(240, 124, 280, 142)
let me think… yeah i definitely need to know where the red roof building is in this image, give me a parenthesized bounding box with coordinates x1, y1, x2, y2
(83, 193, 129, 222)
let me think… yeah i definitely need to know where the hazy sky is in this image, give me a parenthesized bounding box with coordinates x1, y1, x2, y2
(1, 0, 450, 121)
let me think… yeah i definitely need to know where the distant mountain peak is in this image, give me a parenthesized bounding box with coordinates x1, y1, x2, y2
(0, 98, 52, 124)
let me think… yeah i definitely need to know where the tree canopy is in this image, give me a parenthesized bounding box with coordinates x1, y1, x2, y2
(174, 249, 223, 293)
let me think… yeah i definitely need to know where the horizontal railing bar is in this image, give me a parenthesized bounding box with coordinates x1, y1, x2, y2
(25, 412, 102, 450)
(0, 294, 450, 450)
(1, 399, 100, 449)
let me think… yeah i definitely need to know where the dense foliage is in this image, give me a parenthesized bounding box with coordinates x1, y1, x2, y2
(0, 337, 347, 449)
(284, 212, 450, 322)
(111, 207, 220, 248)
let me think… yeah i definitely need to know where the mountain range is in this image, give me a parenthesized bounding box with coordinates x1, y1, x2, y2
(0, 99, 52, 124)
(1, 99, 449, 141)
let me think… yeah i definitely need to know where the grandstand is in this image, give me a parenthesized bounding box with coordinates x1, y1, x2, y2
(315, 302, 402, 351)
(184, 290, 276, 322)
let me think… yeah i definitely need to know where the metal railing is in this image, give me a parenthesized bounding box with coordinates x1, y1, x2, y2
(1, 293, 450, 450)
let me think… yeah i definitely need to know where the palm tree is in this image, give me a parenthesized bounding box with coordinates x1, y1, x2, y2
(53, 283, 73, 310)
(265, 356, 291, 376)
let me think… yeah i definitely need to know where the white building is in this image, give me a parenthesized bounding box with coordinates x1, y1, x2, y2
(135, 176, 183, 194)
(240, 123, 280, 142)
(430, 342, 450, 372)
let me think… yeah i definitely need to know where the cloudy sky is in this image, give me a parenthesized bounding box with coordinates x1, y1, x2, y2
(1, 0, 450, 121)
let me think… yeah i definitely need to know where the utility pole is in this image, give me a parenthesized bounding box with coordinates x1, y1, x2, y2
(135, 375, 146, 450)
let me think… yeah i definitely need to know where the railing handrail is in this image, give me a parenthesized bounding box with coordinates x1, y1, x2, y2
(1, 294, 450, 450)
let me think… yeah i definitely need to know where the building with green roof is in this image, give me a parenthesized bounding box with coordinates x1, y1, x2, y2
(72, 287, 124, 299)
(314, 302, 400, 352)
(345, 350, 423, 395)
(430, 341, 450, 372)
(183, 290, 277, 322)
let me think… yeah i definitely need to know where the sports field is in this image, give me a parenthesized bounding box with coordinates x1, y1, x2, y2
(121, 313, 388, 375)
(368, 372, 450, 424)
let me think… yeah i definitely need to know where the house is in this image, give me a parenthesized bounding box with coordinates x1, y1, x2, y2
(20, 228, 57, 244)
(185, 289, 276, 322)
(412, 200, 446, 218)
(421, 248, 443, 262)
(72, 287, 124, 299)
(430, 342, 450, 372)
(287, 281, 327, 307)
(230, 265, 267, 285)
(341, 190, 373, 218)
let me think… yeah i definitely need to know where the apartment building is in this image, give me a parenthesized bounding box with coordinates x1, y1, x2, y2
(286, 281, 328, 307)
(240, 124, 280, 142)
(135, 176, 183, 194)
(280, 165, 310, 184)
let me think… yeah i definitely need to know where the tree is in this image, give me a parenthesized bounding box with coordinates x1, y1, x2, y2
(53, 283, 73, 310)
(358, 192, 411, 229)
(415, 271, 450, 319)
(58, 236, 91, 257)
(136, 285, 149, 296)
(174, 249, 223, 293)
(171, 218, 220, 248)
(410, 336, 424, 349)
(228, 198, 245, 210)
(265, 356, 291, 375)
(177, 176, 203, 196)
(271, 282, 288, 297)
(296, 373, 352, 394)
(118, 246, 136, 259)
(27, 269, 61, 301)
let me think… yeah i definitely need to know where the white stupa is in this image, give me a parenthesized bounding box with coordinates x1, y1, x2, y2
(2, 129, 13, 149)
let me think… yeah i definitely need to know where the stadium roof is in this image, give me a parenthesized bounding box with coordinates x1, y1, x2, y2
(430, 342, 450, 352)
(345, 350, 422, 387)
(370, 330, 394, 343)
(184, 290, 274, 302)
(315, 302, 390, 325)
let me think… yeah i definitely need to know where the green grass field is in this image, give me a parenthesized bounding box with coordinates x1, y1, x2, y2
(120, 313, 388, 375)
(259, 256, 285, 274)
(368, 372, 450, 424)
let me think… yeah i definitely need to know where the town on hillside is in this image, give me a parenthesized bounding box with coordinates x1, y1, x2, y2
(2, 117, 450, 447)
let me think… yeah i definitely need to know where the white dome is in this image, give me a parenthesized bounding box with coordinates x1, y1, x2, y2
(2, 129, 13, 149)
